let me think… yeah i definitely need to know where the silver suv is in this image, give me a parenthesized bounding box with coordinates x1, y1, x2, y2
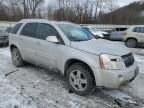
(9, 19, 139, 95)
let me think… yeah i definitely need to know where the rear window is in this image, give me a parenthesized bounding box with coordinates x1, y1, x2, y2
(20, 23, 37, 38)
(11, 23, 23, 34)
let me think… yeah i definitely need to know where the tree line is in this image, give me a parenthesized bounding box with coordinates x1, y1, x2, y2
(0, 0, 143, 25)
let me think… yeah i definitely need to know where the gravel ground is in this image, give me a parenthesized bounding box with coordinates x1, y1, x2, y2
(0, 46, 144, 108)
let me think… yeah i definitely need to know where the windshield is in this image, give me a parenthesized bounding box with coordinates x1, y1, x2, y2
(57, 24, 94, 41)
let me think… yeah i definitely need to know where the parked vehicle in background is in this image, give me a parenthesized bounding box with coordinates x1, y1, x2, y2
(123, 25, 144, 48)
(10, 19, 139, 96)
(0, 29, 9, 46)
(6, 27, 13, 33)
(110, 27, 127, 41)
(83, 26, 110, 39)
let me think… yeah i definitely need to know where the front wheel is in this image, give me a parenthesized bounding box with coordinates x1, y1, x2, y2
(11, 47, 24, 67)
(66, 63, 95, 96)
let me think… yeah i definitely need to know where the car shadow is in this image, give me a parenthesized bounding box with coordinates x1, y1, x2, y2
(22, 63, 67, 87)
(21, 63, 104, 95)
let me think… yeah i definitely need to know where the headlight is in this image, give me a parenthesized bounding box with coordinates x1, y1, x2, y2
(99, 54, 125, 70)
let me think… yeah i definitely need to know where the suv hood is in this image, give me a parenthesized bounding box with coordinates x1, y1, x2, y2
(71, 39, 130, 56)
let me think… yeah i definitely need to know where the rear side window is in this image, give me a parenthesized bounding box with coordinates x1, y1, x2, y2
(20, 23, 37, 37)
(11, 23, 22, 34)
(35, 23, 59, 40)
(119, 28, 127, 31)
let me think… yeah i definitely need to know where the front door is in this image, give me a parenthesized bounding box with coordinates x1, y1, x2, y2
(34, 23, 63, 69)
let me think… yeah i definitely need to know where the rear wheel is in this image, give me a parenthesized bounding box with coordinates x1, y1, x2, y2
(126, 39, 137, 48)
(11, 47, 24, 67)
(66, 63, 95, 96)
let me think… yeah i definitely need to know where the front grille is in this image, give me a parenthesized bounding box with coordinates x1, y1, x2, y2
(122, 53, 134, 67)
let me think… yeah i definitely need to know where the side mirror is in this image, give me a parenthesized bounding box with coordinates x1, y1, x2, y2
(46, 36, 59, 43)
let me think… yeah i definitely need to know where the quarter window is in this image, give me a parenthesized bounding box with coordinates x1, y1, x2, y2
(20, 23, 37, 37)
(11, 23, 23, 34)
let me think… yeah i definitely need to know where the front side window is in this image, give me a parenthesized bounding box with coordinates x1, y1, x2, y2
(58, 24, 94, 41)
(11, 23, 23, 34)
(35, 23, 59, 40)
(20, 23, 37, 37)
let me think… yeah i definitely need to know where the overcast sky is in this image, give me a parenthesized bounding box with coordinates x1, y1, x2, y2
(116, 0, 140, 7)
(45, 0, 141, 7)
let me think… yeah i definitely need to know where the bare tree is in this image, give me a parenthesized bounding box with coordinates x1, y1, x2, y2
(27, 0, 44, 17)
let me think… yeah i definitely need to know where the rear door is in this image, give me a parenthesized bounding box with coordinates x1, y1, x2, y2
(19, 23, 38, 63)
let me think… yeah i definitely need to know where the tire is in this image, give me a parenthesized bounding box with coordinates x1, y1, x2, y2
(11, 47, 24, 67)
(126, 39, 137, 48)
(66, 63, 95, 96)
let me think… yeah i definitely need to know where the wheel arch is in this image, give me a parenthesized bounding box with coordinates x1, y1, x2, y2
(126, 37, 138, 42)
(64, 58, 96, 85)
(10, 44, 18, 51)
